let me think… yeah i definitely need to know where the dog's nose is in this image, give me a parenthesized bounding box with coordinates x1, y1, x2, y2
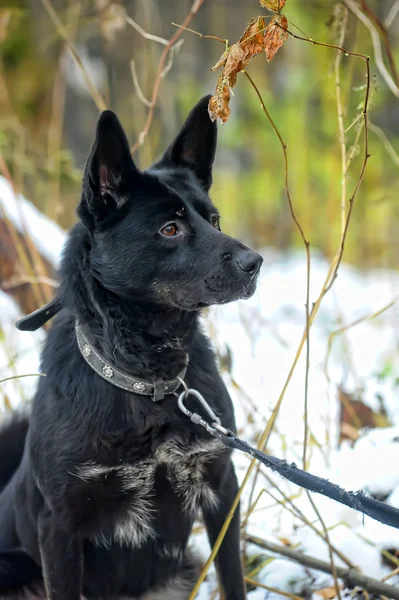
(236, 250, 263, 277)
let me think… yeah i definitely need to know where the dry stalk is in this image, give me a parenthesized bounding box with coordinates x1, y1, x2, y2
(185, 21, 370, 597)
(130, 0, 206, 153)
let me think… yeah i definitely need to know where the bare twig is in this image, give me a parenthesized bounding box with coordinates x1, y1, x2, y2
(344, 0, 399, 97)
(0, 374, 46, 385)
(257, 468, 355, 568)
(324, 297, 397, 384)
(130, 60, 152, 107)
(130, 0, 206, 153)
(125, 15, 168, 45)
(369, 121, 399, 168)
(385, 0, 399, 28)
(2, 275, 60, 290)
(165, 21, 370, 600)
(41, 0, 107, 111)
(359, 0, 399, 87)
(246, 535, 399, 600)
(335, 6, 349, 234)
(244, 577, 303, 600)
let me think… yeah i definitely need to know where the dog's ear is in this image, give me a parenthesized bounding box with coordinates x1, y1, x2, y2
(162, 95, 217, 191)
(79, 110, 138, 228)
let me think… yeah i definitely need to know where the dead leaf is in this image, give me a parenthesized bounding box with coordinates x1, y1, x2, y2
(208, 75, 231, 123)
(338, 386, 390, 445)
(239, 16, 267, 60)
(211, 42, 246, 87)
(264, 14, 288, 62)
(96, 1, 126, 42)
(259, 0, 287, 12)
(278, 537, 291, 546)
(316, 586, 343, 600)
(210, 17, 268, 122)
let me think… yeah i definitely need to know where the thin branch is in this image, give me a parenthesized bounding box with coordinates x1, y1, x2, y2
(359, 0, 399, 87)
(130, 60, 152, 107)
(130, 0, 206, 153)
(243, 71, 309, 250)
(175, 21, 370, 599)
(0, 373, 46, 385)
(171, 23, 227, 44)
(161, 39, 184, 78)
(241, 68, 310, 561)
(385, 0, 399, 28)
(41, 0, 107, 111)
(344, 0, 399, 97)
(344, 110, 363, 133)
(324, 297, 397, 384)
(2, 275, 60, 290)
(335, 7, 349, 234)
(244, 577, 303, 600)
(258, 468, 355, 568)
(246, 535, 399, 600)
(369, 121, 399, 168)
(125, 15, 168, 45)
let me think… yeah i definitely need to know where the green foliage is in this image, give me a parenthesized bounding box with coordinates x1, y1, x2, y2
(0, 0, 398, 268)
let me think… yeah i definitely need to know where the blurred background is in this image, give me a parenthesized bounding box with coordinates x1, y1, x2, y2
(2, 1, 399, 598)
(1, 0, 399, 265)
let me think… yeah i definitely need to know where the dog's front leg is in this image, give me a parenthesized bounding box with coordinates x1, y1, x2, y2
(202, 461, 246, 600)
(38, 508, 83, 600)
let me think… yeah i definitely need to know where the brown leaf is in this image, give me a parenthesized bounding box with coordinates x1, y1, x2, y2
(239, 16, 266, 60)
(278, 537, 291, 546)
(338, 386, 390, 445)
(211, 43, 246, 88)
(208, 76, 231, 123)
(259, 0, 287, 11)
(210, 16, 268, 122)
(316, 586, 343, 600)
(264, 14, 288, 62)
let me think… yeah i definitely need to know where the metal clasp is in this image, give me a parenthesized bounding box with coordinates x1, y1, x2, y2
(176, 378, 232, 438)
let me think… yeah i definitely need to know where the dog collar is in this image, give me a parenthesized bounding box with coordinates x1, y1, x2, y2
(75, 322, 188, 402)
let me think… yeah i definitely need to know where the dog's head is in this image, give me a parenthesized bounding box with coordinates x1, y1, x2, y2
(77, 96, 262, 311)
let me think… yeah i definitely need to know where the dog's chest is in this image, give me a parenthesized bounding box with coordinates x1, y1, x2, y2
(75, 436, 225, 548)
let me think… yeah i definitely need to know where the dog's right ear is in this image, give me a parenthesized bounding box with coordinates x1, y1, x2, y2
(78, 110, 139, 229)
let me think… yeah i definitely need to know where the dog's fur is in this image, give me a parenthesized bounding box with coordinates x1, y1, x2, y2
(0, 96, 262, 600)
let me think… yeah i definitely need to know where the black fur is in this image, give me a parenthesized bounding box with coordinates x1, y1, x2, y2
(0, 96, 262, 600)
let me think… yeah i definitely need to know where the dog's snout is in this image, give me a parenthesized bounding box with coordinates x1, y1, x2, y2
(236, 250, 263, 277)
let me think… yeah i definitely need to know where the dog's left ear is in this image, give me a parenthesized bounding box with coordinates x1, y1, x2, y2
(162, 95, 217, 191)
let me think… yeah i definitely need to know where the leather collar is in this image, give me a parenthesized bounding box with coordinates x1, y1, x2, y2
(75, 322, 188, 402)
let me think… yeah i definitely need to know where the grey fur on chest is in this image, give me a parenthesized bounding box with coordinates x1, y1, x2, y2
(74, 437, 225, 548)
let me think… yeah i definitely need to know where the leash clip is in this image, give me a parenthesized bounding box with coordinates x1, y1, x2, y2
(176, 379, 232, 438)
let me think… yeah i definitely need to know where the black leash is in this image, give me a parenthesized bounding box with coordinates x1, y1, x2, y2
(177, 381, 399, 531)
(220, 431, 399, 529)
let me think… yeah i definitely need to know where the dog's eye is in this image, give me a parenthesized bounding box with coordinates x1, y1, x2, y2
(160, 223, 178, 237)
(211, 216, 220, 230)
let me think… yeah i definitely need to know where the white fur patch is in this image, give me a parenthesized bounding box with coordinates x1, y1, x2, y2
(141, 572, 197, 600)
(75, 437, 225, 549)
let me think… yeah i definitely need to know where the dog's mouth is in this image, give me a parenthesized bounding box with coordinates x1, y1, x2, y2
(172, 277, 258, 311)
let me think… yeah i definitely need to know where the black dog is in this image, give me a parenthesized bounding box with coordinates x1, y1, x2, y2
(0, 96, 262, 600)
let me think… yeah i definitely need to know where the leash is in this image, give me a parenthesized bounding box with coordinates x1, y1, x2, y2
(177, 380, 399, 530)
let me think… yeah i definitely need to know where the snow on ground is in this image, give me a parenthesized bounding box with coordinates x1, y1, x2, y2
(2, 176, 399, 598)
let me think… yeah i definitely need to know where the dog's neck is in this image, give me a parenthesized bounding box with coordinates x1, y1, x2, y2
(62, 245, 198, 381)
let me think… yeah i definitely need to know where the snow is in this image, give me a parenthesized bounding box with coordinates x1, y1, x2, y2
(0, 176, 65, 267)
(2, 176, 399, 597)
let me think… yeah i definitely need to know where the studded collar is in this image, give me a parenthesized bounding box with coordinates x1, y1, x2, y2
(75, 322, 188, 402)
